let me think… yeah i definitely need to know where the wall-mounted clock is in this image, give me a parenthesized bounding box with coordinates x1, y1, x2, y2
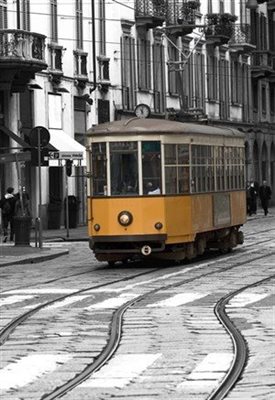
(134, 104, 151, 118)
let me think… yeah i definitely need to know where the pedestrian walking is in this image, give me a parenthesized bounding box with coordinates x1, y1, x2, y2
(248, 181, 258, 216)
(0, 187, 16, 242)
(259, 180, 272, 216)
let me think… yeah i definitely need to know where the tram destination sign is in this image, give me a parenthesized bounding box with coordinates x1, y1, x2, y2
(49, 151, 83, 160)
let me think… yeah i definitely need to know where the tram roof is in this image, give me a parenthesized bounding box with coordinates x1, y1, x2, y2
(87, 118, 244, 138)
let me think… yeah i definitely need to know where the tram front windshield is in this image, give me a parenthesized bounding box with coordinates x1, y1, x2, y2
(110, 142, 138, 195)
(91, 141, 161, 196)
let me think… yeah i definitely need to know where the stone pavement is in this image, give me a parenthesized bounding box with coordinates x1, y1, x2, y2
(0, 225, 88, 267)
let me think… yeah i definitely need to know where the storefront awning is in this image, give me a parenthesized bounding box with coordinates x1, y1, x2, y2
(48, 129, 86, 166)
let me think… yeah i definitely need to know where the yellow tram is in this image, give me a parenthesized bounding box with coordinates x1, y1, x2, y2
(86, 118, 246, 264)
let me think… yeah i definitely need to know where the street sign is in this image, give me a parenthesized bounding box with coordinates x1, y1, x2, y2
(48, 151, 83, 160)
(29, 126, 50, 148)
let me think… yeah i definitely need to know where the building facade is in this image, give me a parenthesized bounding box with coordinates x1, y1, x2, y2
(0, 0, 274, 230)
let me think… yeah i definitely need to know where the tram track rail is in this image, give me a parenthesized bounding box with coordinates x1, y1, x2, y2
(40, 249, 275, 400)
(2, 232, 275, 296)
(1, 237, 274, 346)
(209, 275, 275, 400)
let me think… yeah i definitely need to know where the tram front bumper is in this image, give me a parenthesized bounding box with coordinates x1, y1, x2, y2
(89, 234, 167, 256)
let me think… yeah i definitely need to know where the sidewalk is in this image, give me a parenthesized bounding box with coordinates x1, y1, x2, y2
(0, 225, 89, 267)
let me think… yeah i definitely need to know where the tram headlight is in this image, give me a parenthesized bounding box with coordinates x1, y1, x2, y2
(155, 222, 163, 230)
(118, 211, 133, 226)
(94, 224, 100, 231)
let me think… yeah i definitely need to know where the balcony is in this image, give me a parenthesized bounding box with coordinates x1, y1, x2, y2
(166, 1, 199, 37)
(251, 50, 274, 79)
(135, 0, 167, 30)
(267, 0, 275, 11)
(0, 29, 47, 92)
(205, 13, 237, 46)
(229, 24, 256, 54)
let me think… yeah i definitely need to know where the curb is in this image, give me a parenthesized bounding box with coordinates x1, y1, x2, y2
(0, 249, 69, 268)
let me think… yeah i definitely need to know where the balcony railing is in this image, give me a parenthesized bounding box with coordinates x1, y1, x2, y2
(136, 0, 167, 18)
(135, 0, 167, 29)
(0, 29, 46, 63)
(166, 1, 198, 26)
(267, 0, 275, 11)
(251, 50, 274, 79)
(205, 14, 237, 46)
(229, 24, 256, 53)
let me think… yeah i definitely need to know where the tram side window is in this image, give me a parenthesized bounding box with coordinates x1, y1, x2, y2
(142, 141, 161, 194)
(164, 144, 189, 194)
(110, 142, 138, 195)
(91, 143, 107, 196)
(191, 145, 214, 193)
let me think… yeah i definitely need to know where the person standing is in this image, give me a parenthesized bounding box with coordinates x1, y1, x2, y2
(259, 180, 272, 216)
(0, 187, 16, 242)
(248, 181, 258, 216)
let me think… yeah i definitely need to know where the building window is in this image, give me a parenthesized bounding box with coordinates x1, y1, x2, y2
(168, 41, 178, 95)
(0, 0, 7, 29)
(270, 85, 275, 115)
(219, 0, 224, 14)
(252, 80, 258, 111)
(48, 93, 62, 129)
(50, 0, 58, 43)
(193, 50, 205, 110)
(98, 56, 110, 81)
(74, 51, 87, 76)
(99, 0, 106, 55)
(76, 0, 83, 49)
(16, 0, 30, 30)
(137, 36, 151, 91)
(231, 58, 242, 104)
(219, 56, 229, 120)
(121, 25, 136, 110)
(153, 36, 166, 113)
(49, 45, 63, 71)
(207, 54, 218, 101)
(261, 85, 266, 114)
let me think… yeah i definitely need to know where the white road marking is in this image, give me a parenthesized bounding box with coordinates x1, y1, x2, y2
(228, 293, 270, 307)
(0, 295, 35, 307)
(45, 295, 91, 310)
(87, 293, 137, 309)
(5, 289, 76, 294)
(0, 354, 71, 391)
(88, 266, 203, 293)
(80, 353, 161, 388)
(147, 292, 208, 307)
(177, 353, 233, 391)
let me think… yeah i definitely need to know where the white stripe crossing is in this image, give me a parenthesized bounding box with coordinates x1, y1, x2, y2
(228, 293, 270, 307)
(147, 292, 208, 307)
(80, 353, 161, 388)
(87, 293, 137, 309)
(44, 295, 91, 310)
(0, 295, 35, 307)
(0, 354, 71, 391)
(88, 265, 205, 293)
(5, 289, 76, 294)
(177, 353, 233, 391)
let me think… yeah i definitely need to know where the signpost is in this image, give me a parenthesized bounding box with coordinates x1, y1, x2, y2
(29, 126, 50, 248)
